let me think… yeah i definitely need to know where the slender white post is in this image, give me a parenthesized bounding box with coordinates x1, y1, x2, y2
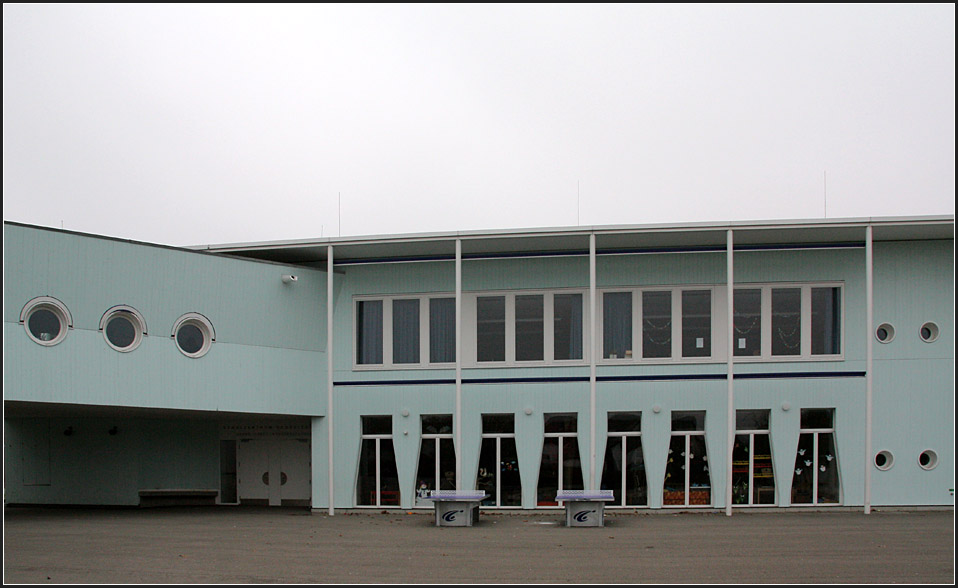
(455, 238, 463, 488)
(327, 245, 335, 515)
(726, 229, 734, 516)
(589, 233, 597, 489)
(864, 226, 874, 514)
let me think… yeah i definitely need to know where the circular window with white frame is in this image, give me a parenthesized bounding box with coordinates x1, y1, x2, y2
(20, 296, 73, 346)
(918, 450, 938, 471)
(172, 313, 215, 358)
(918, 322, 939, 343)
(100, 306, 147, 352)
(875, 323, 895, 343)
(874, 450, 894, 471)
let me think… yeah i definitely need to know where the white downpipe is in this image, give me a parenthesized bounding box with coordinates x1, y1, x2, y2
(455, 239, 463, 488)
(864, 226, 873, 514)
(726, 229, 734, 517)
(327, 245, 335, 516)
(589, 233, 597, 489)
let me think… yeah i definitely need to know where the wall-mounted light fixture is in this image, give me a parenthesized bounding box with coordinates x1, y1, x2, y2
(282, 274, 298, 284)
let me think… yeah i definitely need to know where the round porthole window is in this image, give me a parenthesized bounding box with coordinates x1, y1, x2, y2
(919, 322, 939, 343)
(100, 306, 147, 352)
(172, 313, 215, 358)
(20, 297, 72, 346)
(874, 450, 894, 471)
(875, 323, 895, 343)
(918, 450, 938, 471)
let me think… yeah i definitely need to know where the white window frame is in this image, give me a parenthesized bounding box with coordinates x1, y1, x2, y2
(171, 312, 215, 358)
(734, 282, 845, 362)
(353, 294, 457, 370)
(598, 286, 717, 365)
(606, 414, 645, 508)
(539, 414, 581, 508)
(479, 417, 519, 509)
(732, 412, 775, 508)
(792, 413, 843, 506)
(415, 415, 455, 507)
(664, 419, 711, 509)
(100, 305, 148, 353)
(20, 296, 73, 347)
(462, 289, 589, 368)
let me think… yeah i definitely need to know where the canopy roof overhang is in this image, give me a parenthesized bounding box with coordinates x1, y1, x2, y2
(192, 215, 955, 267)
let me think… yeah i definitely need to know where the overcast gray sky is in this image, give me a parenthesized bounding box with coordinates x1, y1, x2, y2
(3, 4, 955, 247)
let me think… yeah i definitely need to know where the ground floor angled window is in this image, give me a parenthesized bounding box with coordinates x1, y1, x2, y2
(733, 410, 775, 506)
(601, 412, 647, 507)
(663, 411, 711, 507)
(537, 413, 584, 506)
(477, 414, 521, 507)
(791, 408, 841, 505)
(357, 416, 400, 507)
(415, 415, 456, 506)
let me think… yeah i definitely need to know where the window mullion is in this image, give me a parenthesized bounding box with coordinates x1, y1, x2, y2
(801, 285, 812, 357)
(672, 288, 682, 360)
(383, 299, 394, 367)
(544, 293, 555, 363)
(505, 293, 516, 363)
(632, 290, 642, 360)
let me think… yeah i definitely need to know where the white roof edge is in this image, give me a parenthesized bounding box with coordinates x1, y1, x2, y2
(189, 214, 955, 252)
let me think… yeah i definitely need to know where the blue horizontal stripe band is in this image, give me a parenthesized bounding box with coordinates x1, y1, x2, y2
(734, 371, 866, 379)
(463, 376, 590, 384)
(334, 379, 457, 387)
(334, 371, 864, 387)
(597, 374, 726, 382)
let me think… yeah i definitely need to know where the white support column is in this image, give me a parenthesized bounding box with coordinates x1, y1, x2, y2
(726, 229, 734, 517)
(864, 225, 874, 514)
(455, 238, 463, 488)
(327, 245, 335, 516)
(589, 233, 597, 489)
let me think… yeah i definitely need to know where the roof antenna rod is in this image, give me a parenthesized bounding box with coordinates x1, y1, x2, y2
(577, 180, 580, 226)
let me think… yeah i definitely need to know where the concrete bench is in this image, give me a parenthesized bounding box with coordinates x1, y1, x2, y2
(138, 489, 219, 507)
(555, 490, 615, 527)
(427, 490, 489, 527)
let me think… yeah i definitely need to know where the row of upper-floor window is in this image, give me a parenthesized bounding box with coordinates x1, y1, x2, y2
(354, 282, 849, 368)
(18, 296, 215, 358)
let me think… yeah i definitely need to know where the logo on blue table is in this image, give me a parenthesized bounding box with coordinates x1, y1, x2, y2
(573, 509, 596, 523)
(442, 510, 464, 522)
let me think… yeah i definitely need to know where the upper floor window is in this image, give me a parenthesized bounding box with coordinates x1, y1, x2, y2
(20, 296, 73, 347)
(470, 290, 586, 366)
(355, 295, 456, 368)
(735, 284, 842, 360)
(601, 287, 713, 362)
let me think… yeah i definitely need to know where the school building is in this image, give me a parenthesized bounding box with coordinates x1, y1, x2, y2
(3, 215, 954, 512)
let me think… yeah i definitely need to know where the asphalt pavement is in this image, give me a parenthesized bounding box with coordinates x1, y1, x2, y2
(3, 505, 954, 584)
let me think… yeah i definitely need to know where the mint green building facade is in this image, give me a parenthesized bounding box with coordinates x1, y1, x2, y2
(3, 216, 954, 512)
